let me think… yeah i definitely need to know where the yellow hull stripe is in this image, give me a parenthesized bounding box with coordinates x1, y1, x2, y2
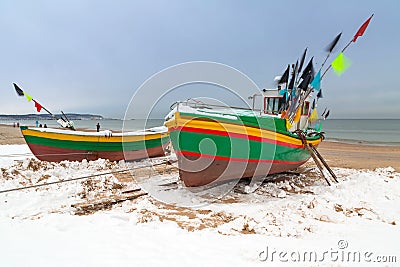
(165, 112, 321, 146)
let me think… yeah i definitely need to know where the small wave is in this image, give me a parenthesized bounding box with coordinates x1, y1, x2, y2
(326, 137, 400, 146)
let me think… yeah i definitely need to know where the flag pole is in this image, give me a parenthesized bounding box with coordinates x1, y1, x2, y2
(33, 101, 75, 130)
(320, 52, 332, 71)
(288, 57, 314, 121)
(285, 49, 306, 121)
(40, 105, 57, 120)
(61, 110, 72, 123)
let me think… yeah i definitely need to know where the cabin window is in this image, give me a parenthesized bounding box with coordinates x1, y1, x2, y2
(302, 101, 310, 115)
(264, 97, 283, 115)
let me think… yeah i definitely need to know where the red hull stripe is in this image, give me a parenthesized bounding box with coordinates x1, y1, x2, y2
(176, 150, 307, 165)
(170, 126, 303, 149)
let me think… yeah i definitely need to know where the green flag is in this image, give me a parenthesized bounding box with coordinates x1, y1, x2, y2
(316, 122, 323, 132)
(25, 92, 33, 102)
(331, 52, 351, 76)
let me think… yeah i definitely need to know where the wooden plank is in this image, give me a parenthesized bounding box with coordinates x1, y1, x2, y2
(71, 192, 148, 215)
(310, 144, 339, 183)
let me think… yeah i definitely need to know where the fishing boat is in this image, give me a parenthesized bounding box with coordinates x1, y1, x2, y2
(164, 97, 323, 187)
(165, 16, 373, 187)
(13, 83, 170, 162)
(20, 126, 170, 162)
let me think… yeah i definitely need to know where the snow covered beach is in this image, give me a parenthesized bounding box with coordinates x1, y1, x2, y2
(1, 125, 399, 266)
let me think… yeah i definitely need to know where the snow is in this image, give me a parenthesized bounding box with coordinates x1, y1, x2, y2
(166, 104, 243, 121)
(1, 144, 399, 266)
(0, 144, 33, 167)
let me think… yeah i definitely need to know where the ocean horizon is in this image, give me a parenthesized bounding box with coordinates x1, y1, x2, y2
(1, 118, 399, 146)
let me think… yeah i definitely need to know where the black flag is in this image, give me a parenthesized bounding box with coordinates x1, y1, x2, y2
(298, 73, 312, 91)
(325, 32, 342, 53)
(317, 89, 323, 99)
(13, 83, 24, 96)
(324, 110, 330, 119)
(311, 99, 316, 110)
(298, 48, 307, 74)
(321, 107, 327, 117)
(278, 65, 290, 84)
(300, 57, 314, 80)
(288, 61, 297, 89)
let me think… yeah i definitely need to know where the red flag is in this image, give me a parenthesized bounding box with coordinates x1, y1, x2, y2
(353, 14, 373, 42)
(33, 100, 42, 112)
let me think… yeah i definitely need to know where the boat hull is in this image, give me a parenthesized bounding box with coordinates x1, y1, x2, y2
(25, 143, 168, 162)
(176, 153, 309, 187)
(165, 111, 322, 187)
(20, 126, 170, 162)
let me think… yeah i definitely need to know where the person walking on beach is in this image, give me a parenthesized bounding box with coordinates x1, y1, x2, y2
(96, 123, 100, 132)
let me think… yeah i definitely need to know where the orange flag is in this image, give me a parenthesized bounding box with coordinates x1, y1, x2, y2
(293, 108, 301, 123)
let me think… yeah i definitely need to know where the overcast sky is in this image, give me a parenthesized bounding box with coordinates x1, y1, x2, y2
(1, 0, 399, 119)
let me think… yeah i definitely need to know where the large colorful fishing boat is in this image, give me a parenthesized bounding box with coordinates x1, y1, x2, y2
(165, 15, 373, 187)
(165, 97, 323, 187)
(20, 126, 169, 162)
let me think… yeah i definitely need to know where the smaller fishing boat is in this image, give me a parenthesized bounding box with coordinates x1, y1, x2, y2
(20, 126, 169, 162)
(13, 83, 169, 162)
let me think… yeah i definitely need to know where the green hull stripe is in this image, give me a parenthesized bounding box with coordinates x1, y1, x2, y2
(170, 130, 311, 162)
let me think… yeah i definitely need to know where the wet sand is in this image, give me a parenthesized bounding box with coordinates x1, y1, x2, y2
(317, 141, 400, 172)
(0, 124, 25, 145)
(1, 124, 399, 171)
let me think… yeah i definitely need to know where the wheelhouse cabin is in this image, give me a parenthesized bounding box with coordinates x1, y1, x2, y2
(261, 88, 311, 131)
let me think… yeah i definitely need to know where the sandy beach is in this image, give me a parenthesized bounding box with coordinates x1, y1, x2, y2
(0, 124, 25, 145)
(1, 124, 399, 171)
(317, 141, 400, 172)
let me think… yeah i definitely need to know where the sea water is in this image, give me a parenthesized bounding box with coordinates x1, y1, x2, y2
(2, 118, 399, 145)
(0, 119, 165, 132)
(322, 119, 400, 145)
